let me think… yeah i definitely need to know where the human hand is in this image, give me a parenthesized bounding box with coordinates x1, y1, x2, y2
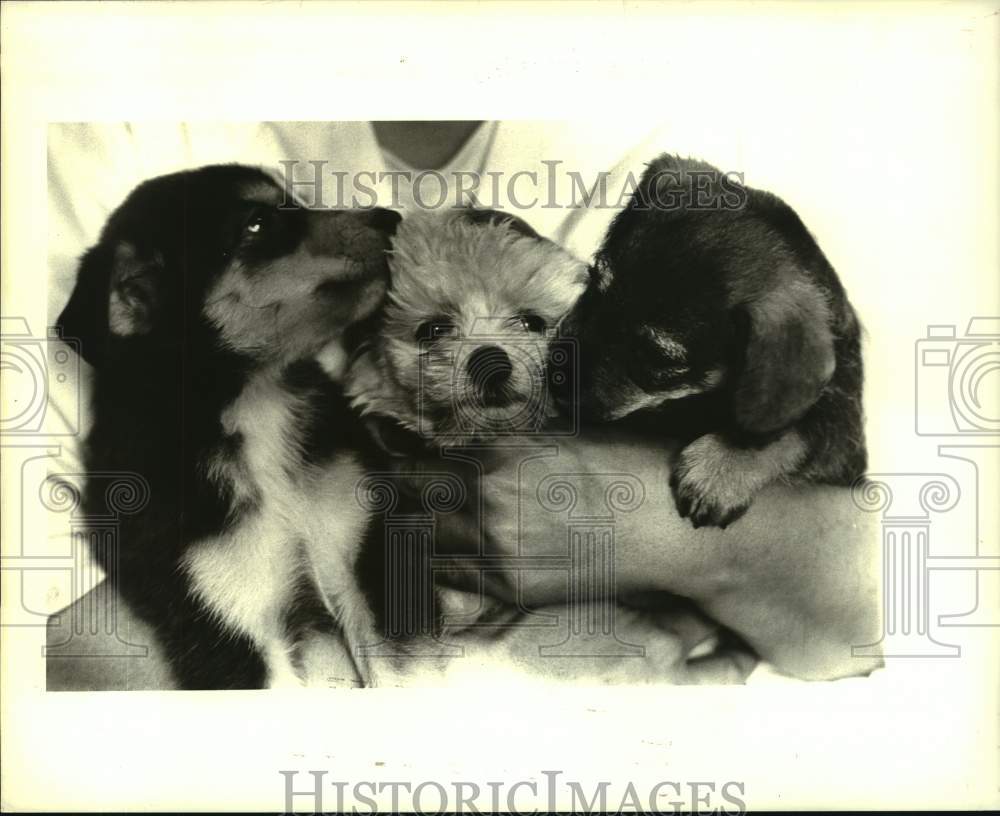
(431, 427, 882, 681)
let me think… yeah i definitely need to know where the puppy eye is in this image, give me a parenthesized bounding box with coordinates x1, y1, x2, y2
(415, 319, 458, 341)
(244, 207, 275, 237)
(513, 314, 546, 333)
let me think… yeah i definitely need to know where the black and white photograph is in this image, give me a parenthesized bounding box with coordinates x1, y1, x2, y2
(2, 1, 998, 812)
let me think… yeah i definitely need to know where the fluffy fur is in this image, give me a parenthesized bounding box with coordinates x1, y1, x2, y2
(57, 165, 400, 688)
(562, 154, 866, 527)
(347, 207, 589, 445)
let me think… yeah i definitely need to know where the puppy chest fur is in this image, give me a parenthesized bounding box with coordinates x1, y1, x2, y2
(182, 368, 370, 686)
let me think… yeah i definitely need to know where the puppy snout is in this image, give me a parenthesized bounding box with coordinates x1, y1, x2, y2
(305, 207, 399, 260)
(365, 207, 403, 236)
(467, 345, 513, 397)
(313, 260, 387, 294)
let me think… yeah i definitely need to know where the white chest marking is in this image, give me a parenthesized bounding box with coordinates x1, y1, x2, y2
(181, 369, 370, 687)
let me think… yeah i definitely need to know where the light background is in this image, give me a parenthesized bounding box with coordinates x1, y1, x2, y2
(2, 1, 998, 811)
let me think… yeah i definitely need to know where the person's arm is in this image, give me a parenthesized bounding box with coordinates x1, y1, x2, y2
(46, 585, 175, 691)
(48, 425, 880, 689)
(437, 428, 884, 680)
(47, 582, 755, 690)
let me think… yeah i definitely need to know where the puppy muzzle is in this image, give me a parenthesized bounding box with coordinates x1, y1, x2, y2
(466, 344, 514, 406)
(309, 207, 398, 324)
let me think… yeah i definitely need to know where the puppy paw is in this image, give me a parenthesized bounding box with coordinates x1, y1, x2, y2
(669, 434, 758, 528)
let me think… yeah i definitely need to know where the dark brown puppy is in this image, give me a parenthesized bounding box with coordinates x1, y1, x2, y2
(561, 154, 866, 527)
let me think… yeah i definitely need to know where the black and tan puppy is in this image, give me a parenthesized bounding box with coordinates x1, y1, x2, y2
(562, 154, 866, 528)
(57, 165, 400, 688)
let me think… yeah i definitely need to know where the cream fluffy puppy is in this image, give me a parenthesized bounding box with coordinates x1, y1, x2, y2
(347, 207, 589, 444)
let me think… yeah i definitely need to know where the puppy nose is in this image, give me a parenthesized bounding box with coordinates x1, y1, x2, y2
(366, 207, 402, 235)
(467, 345, 512, 394)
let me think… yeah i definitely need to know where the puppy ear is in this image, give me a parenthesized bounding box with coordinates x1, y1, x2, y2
(106, 243, 163, 338)
(345, 347, 415, 429)
(637, 153, 724, 209)
(457, 207, 542, 241)
(731, 278, 836, 434)
(57, 241, 163, 367)
(57, 243, 112, 367)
